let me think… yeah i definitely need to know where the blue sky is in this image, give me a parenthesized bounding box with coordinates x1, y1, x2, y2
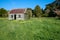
(0, 0, 54, 10)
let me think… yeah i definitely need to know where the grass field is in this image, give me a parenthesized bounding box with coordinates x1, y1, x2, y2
(0, 18, 60, 40)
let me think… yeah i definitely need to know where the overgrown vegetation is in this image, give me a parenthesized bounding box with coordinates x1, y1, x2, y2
(27, 8, 32, 19)
(0, 0, 60, 40)
(0, 8, 8, 17)
(44, 0, 60, 18)
(0, 18, 60, 40)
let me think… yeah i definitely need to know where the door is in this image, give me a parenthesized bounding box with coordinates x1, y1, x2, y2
(14, 14, 16, 20)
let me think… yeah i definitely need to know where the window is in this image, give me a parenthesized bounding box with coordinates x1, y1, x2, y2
(18, 15, 21, 18)
(11, 15, 13, 18)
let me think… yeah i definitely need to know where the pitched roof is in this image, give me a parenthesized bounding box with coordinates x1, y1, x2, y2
(9, 9, 26, 14)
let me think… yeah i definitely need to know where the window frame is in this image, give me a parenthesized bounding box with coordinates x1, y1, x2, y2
(11, 15, 13, 18)
(18, 15, 21, 18)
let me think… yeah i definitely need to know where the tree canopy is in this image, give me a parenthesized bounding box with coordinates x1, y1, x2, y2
(0, 8, 8, 17)
(34, 5, 42, 17)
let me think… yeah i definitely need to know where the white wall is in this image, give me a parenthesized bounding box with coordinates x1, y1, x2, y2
(9, 14, 14, 20)
(9, 13, 25, 20)
(16, 13, 25, 20)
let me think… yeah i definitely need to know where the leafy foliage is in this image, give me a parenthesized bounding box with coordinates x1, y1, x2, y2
(26, 8, 32, 19)
(0, 8, 8, 17)
(44, 0, 60, 17)
(34, 5, 42, 17)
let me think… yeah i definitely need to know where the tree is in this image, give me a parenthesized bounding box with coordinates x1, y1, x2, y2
(34, 5, 42, 17)
(0, 8, 8, 17)
(44, 0, 58, 17)
(54, 10, 60, 19)
(27, 8, 32, 19)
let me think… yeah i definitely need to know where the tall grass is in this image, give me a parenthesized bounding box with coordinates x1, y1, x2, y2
(0, 18, 60, 40)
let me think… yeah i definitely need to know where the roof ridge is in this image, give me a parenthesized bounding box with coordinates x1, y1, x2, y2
(11, 8, 27, 10)
(9, 8, 27, 14)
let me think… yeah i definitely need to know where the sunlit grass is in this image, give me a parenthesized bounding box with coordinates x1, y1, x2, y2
(0, 17, 60, 40)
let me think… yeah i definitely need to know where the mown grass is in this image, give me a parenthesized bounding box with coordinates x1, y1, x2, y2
(0, 17, 60, 40)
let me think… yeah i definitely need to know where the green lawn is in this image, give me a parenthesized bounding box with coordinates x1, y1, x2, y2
(0, 18, 60, 40)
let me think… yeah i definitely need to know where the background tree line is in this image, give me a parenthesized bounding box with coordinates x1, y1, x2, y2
(0, 0, 60, 18)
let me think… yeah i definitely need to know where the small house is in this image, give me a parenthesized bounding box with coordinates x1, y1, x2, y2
(8, 8, 29, 20)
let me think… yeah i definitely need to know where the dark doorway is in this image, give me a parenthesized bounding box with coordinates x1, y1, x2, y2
(14, 14, 16, 20)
